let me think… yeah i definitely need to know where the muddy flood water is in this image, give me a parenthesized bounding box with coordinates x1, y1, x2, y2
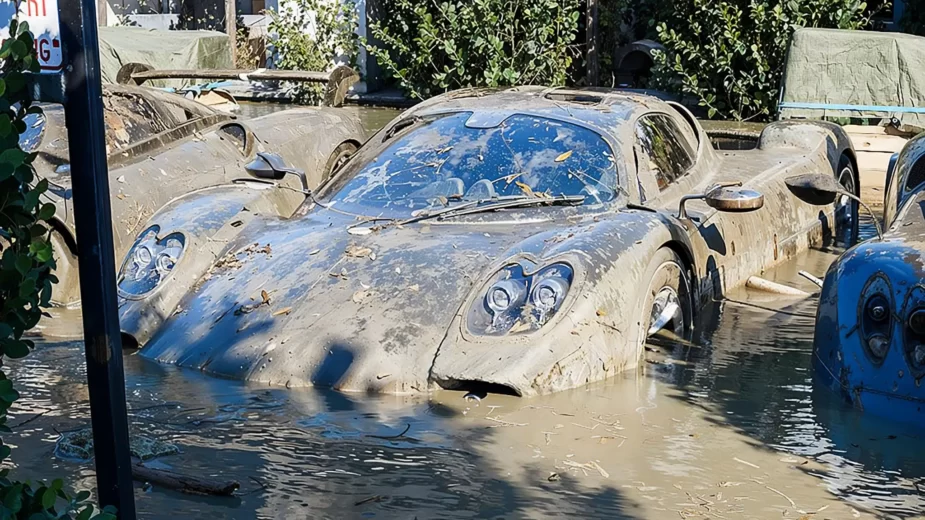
(3, 218, 923, 519)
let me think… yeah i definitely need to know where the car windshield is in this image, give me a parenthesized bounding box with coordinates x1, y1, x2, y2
(324, 112, 621, 214)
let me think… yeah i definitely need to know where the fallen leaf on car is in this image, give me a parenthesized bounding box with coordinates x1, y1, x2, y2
(309, 249, 321, 255)
(596, 309, 607, 317)
(345, 244, 372, 258)
(261, 290, 270, 305)
(515, 181, 535, 197)
(555, 150, 573, 162)
(352, 290, 372, 304)
(272, 307, 292, 317)
(117, 175, 126, 183)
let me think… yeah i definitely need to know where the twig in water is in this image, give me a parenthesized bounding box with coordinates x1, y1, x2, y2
(10, 411, 47, 429)
(733, 457, 760, 469)
(355, 495, 385, 506)
(484, 416, 527, 427)
(237, 476, 270, 496)
(763, 485, 796, 508)
(367, 424, 411, 440)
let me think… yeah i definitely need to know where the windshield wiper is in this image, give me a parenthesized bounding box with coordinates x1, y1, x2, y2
(400, 194, 585, 225)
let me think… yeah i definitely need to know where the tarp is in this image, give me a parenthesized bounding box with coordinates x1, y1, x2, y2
(780, 28, 925, 132)
(98, 27, 233, 88)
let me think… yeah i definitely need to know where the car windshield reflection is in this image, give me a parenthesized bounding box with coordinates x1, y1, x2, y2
(323, 112, 621, 215)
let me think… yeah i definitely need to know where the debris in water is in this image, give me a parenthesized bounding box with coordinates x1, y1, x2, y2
(345, 244, 373, 258)
(463, 392, 483, 404)
(547, 472, 560, 482)
(272, 307, 292, 317)
(56, 428, 179, 461)
(555, 150, 573, 162)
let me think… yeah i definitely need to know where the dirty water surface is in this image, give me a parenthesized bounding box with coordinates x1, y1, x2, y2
(5, 219, 924, 519)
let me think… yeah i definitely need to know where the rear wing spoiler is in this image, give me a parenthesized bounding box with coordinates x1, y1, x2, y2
(115, 63, 359, 107)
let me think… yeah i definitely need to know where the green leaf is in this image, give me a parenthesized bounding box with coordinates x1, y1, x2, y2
(74, 490, 91, 502)
(15, 255, 31, 275)
(3, 483, 22, 511)
(76, 506, 93, 520)
(0, 79, 6, 99)
(41, 487, 55, 509)
(4, 340, 30, 359)
(0, 148, 26, 167)
(38, 203, 56, 221)
(0, 445, 11, 461)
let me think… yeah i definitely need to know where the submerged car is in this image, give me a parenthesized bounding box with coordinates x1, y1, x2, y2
(790, 133, 925, 425)
(29, 84, 365, 307)
(118, 87, 859, 396)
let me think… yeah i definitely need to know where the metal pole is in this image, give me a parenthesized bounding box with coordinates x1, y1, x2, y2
(586, 0, 599, 87)
(226, 0, 237, 66)
(58, 0, 137, 516)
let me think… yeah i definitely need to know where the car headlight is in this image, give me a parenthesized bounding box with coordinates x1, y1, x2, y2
(858, 275, 893, 363)
(903, 286, 925, 376)
(467, 262, 574, 336)
(118, 225, 185, 297)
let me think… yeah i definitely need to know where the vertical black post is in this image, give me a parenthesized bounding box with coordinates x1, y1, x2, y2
(586, 0, 600, 87)
(58, 0, 137, 517)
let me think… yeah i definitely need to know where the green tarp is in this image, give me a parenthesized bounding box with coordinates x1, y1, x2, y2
(780, 28, 925, 132)
(98, 27, 233, 88)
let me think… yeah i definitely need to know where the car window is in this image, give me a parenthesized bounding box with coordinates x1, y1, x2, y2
(635, 113, 696, 190)
(102, 92, 172, 152)
(324, 112, 621, 215)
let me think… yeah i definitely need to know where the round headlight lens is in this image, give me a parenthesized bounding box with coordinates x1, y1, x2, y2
(909, 308, 925, 335)
(486, 279, 526, 314)
(155, 253, 177, 274)
(531, 277, 570, 314)
(134, 245, 153, 267)
(867, 295, 890, 322)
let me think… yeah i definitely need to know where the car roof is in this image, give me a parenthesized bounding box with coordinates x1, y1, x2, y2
(402, 86, 677, 144)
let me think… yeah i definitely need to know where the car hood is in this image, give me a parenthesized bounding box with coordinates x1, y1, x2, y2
(138, 205, 612, 392)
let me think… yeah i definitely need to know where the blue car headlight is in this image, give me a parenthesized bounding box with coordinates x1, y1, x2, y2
(118, 225, 185, 297)
(468, 262, 574, 336)
(858, 274, 894, 363)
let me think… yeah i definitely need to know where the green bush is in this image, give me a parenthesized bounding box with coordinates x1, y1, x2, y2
(900, 0, 925, 35)
(366, 0, 582, 99)
(0, 19, 114, 520)
(268, 0, 359, 103)
(648, 0, 870, 120)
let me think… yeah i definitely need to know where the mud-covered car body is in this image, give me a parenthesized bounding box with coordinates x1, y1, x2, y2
(813, 133, 925, 424)
(120, 87, 857, 396)
(31, 84, 365, 306)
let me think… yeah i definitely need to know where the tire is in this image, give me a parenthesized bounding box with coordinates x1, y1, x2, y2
(631, 248, 693, 363)
(834, 154, 860, 246)
(321, 142, 358, 184)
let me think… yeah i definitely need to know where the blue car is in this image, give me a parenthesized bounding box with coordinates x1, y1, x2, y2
(790, 134, 925, 425)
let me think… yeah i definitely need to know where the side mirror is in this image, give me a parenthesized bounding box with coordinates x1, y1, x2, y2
(677, 182, 764, 219)
(704, 186, 764, 212)
(245, 152, 309, 192)
(784, 172, 884, 240)
(784, 173, 839, 205)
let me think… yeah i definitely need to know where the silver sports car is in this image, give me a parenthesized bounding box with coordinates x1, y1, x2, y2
(117, 86, 858, 396)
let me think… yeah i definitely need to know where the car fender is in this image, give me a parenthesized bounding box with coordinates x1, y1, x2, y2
(430, 208, 695, 396)
(118, 182, 300, 346)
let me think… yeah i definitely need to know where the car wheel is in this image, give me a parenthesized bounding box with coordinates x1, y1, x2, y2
(835, 154, 860, 246)
(633, 248, 693, 362)
(321, 142, 358, 183)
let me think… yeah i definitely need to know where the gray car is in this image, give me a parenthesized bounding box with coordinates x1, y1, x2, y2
(29, 84, 365, 307)
(118, 86, 858, 396)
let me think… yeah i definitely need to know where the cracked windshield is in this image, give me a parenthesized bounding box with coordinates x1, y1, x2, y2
(1, 0, 922, 519)
(323, 112, 620, 215)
